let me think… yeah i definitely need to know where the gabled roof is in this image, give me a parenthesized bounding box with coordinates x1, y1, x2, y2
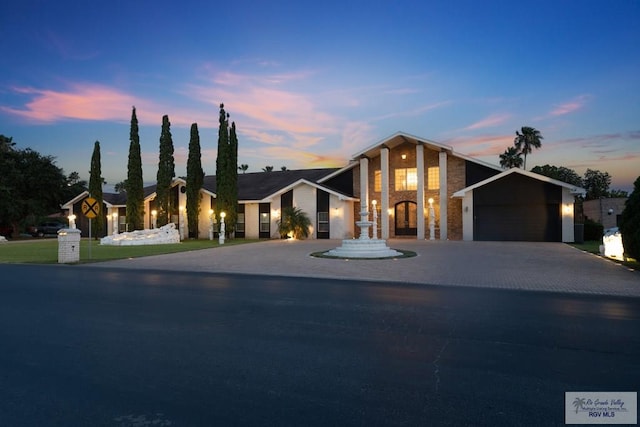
(203, 168, 343, 201)
(259, 178, 358, 202)
(351, 131, 503, 172)
(352, 131, 454, 159)
(61, 190, 126, 208)
(452, 168, 587, 198)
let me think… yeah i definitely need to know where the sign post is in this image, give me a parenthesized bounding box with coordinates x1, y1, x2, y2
(81, 197, 100, 260)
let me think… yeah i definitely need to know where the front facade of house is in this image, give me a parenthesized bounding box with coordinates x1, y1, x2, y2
(62, 132, 585, 242)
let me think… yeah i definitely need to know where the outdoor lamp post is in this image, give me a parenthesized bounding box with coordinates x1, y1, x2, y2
(371, 200, 378, 240)
(151, 210, 157, 229)
(68, 214, 76, 229)
(179, 206, 185, 240)
(209, 209, 214, 241)
(112, 212, 118, 235)
(428, 198, 435, 241)
(219, 212, 226, 245)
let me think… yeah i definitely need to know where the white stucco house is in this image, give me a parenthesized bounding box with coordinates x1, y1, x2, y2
(62, 131, 585, 242)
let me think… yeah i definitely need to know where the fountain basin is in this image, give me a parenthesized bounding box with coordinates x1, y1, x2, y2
(323, 238, 403, 258)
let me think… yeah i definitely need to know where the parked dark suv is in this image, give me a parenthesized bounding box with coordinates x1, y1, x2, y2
(30, 222, 67, 237)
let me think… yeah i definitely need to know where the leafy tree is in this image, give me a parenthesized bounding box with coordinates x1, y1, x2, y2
(530, 164, 583, 187)
(155, 115, 175, 227)
(0, 141, 67, 237)
(215, 104, 238, 236)
(608, 189, 629, 198)
(277, 206, 312, 239)
(620, 176, 640, 260)
(514, 126, 543, 170)
(582, 169, 611, 200)
(281, 166, 289, 171)
(262, 166, 274, 172)
(238, 164, 248, 174)
(0, 134, 16, 152)
(114, 180, 127, 193)
(88, 140, 104, 237)
(499, 146, 523, 169)
(126, 106, 144, 231)
(62, 171, 87, 202)
(186, 123, 204, 238)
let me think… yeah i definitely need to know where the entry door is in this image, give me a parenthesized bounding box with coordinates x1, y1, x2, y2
(395, 201, 417, 236)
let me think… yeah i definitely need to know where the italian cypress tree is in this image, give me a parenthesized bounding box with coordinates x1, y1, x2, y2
(88, 140, 104, 237)
(186, 123, 204, 238)
(227, 121, 238, 232)
(155, 114, 175, 227)
(126, 106, 144, 231)
(215, 104, 230, 224)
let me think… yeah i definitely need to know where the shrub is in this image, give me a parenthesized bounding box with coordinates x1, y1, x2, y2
(583, 218, 604, 241)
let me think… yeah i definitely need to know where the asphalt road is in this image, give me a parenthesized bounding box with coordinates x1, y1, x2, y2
(0, 264, 638, 426)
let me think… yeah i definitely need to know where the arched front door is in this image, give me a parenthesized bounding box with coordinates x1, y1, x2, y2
(395, 201, 417, 236)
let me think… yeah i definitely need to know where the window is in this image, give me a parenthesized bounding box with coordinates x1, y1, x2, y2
(374, 170, 381, 192)
(260, 213, 270, 232)
(317, 212, 329, 233)
(236, 212, 245, 232)
(428, 167, 440, 190)
(395, 168, 417, 191)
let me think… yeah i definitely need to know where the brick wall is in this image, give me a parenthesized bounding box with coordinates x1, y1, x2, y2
(354, 142, 468, 240)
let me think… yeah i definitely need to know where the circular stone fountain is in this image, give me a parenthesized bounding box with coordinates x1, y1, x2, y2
(323, 209, 403, 258)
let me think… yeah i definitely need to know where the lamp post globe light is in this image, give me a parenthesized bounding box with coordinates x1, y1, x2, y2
(68, 214, 76, 230)
(151, 210, 157, 229)
(179, 206, 185, 240)
(112, 212, 118, 235)
(209, 209, 214, 241)
(219, 212, 226, 245)
(371, 200, 378, 240)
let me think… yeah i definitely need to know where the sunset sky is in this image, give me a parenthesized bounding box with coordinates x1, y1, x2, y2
(1, 1, 638, 192)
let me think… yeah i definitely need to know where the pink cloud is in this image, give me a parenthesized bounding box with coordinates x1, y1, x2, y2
(550, 95, 590, 116)
(464, 113, 511, 130)
(2, 85, 137, 123)
(1, 84, 214, 128)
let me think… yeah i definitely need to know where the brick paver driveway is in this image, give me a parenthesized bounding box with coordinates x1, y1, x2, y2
(88, 240, 640, 297)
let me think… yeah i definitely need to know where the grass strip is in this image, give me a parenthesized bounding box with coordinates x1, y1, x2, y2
(0, 238, 257, 264)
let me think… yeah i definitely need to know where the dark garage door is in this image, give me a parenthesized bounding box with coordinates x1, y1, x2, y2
(474, 203, 561, 241)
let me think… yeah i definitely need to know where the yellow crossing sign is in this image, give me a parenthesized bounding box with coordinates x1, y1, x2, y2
(81, 197, 100, 218)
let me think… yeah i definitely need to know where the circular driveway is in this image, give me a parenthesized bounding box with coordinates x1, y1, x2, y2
(87, 239, 640, 297)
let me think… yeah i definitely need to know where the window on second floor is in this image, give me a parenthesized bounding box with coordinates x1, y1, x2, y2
(395, 168, 417, 191)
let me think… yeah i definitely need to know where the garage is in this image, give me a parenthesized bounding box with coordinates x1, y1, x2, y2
(453, 169, 585, 242)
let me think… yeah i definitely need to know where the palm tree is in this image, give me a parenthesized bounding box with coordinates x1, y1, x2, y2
(514, 126, 543, 170)
(238, 164, 248, 174)
(499, 146, 523, 169)
(114, 180, 128, 193)
(277, 206, 312, 239)
(262, 165, 274, 172)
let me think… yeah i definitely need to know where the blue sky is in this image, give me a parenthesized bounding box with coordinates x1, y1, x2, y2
(1, 1, 638, 192)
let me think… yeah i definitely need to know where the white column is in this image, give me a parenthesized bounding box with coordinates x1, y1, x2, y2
(439, 151, 448, 240)
(359, 157, 369, 215)
(416, 143, 425, 240)
(380, 147, 390, 239)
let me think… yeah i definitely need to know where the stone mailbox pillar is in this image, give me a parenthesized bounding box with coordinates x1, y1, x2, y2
(58, 228, 82, 263)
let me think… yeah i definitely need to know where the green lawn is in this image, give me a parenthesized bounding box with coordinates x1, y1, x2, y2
(569, 240, 638, 270)
(0, 238, 257, 264)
